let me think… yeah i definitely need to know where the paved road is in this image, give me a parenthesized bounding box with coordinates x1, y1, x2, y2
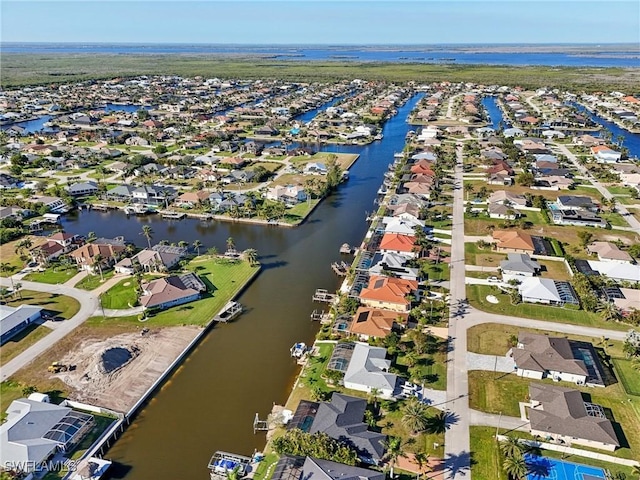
(555, 143, 640, 231)
(444, 143, 471, 479)
(0, 274, 126, 379)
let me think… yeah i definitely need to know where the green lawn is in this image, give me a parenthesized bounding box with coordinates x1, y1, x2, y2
(612, 358, 640, 396)
(467, 284, 630, 331)
(607, 185, 635, 196)
(0, 323, 52, 364)
(100, 278, 139, 309)
(282, 199, 321, 225)
(252, 452, 280, 480)
(95, 257, 260, 326)
(4, 290, 80, 320)
(24, 264, 78, 284)
(468, 371, 640, 460)
(601, 212, 631, 227)
(75, 270, 115, 290)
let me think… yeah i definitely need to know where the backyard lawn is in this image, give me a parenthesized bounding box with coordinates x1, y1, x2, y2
(0, 323, 52, 364)
(4, 290, 80, 320)
(464, 242, 503, 267)
(467, 284, 630, 331)
(100, 278, 139, 309)
(75, 270, 115, 290)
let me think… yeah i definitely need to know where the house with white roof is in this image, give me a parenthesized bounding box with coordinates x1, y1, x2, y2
(343, 343, 399, 400)
(587, 261, 640, 283)
(1, 305, 43, 345)
(517, 277, 579, 306)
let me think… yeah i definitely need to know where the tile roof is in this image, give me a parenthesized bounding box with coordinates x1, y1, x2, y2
(359, 275, 418, 306)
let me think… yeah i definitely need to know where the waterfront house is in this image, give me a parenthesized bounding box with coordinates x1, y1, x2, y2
(525, 384, 619, 451)
(1, 305, 43, 345)
(343, 343, 399, 401)
(132, 185, 177, 206)
(270, 456, 385, 480)
(66, 181, 98, 197)
(591, 145, 622, 163)
(303, 162, 328, 175)
(31, 232, 83, 263)
(348, 307, 408, 340)
(139, 273, 206, 310)
(304, 392, 386, 464)
(265, 185, 307, 206)
(382, 216, 425, 236)
(517, 277, 579, 306)
(359, 275, 419, 313)
(378, 233, 419, 258)
(369, 252, 420, 281)
(115, 244, 187, 274)
(586, 261, 640, 283)
(0, 397, 94, 473)
(175, 190, 210, 208)
(587, 241, 634, 263)
(69, 239, 127, 273)
(27, 195, 68, 214)
(513, 332, 592, 385)
(499, 253, 541, 279)
(106, 185, 135, 202)
(492, 230, 535, 254)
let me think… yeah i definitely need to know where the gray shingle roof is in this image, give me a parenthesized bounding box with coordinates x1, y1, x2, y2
(514, 333, 588, 376)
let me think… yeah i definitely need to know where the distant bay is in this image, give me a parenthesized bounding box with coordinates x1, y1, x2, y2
(2, 43, 639, 68)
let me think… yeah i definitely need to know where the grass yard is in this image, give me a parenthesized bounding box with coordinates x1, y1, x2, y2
(75, 269, 115, 290)
(24, 264, 78, 284)
(4, 290, 80, 320)
(537, 259, 572, 281)
(464, 242, 504, 267)
(248, 161, 283, 173)
(607, 185, 635, 196)
(612, 358, 640, 397)
(100, 278, 139, 309)
(467, 284, 630, 331)
(468, 371, 640, 460)
(0, 323, 52, 364)
(600, 212, 631, 227)
(0, 236, 47, 277)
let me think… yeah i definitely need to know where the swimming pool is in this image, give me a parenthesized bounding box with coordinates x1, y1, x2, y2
(525, 454, 607, 480)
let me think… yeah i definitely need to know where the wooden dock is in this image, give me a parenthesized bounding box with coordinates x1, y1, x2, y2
(312, 289, 337, 303)
(90, 203, 114, 211)
(160, 210, 186, 219)
(331, 261, 350, 276)
(310, 309, 332, 324)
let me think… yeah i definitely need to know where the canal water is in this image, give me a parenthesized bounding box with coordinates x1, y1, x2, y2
(58, 93, 424, 479)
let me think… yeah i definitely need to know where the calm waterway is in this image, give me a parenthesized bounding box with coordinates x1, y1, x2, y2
(57, 93, 424, 479)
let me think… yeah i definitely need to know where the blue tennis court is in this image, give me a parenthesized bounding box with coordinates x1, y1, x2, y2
(525, 454, 607, 480)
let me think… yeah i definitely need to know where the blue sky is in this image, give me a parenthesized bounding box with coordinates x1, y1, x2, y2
(2, 1, 639, 44)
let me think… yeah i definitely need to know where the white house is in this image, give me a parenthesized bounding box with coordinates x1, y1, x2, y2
(591, 145, 622, 163)
(343, 343, 399, 400)
(587, 261, 640, 283)
(517, 277, 579, 306)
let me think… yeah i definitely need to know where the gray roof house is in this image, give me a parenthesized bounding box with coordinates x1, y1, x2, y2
(500, 253, 541, 278)
(1, 305, 43, 345)
(309, 393, 386, 464)
(556, 195, 598, 211)
(526, 384, 619, 451)
(66, 181, 98, 197)
(343, 343, 399, 400)
(513, 333, 595, 385)
(0, 398, 94, 473)
(369, 252, 420, 281)
(271, 456, 385, 480)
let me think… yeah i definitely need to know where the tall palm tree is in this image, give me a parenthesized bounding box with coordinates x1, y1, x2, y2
(499, 436, 524, 459)
(226, 237, 235, 253)
(193, 240, 203, 256)
(244, 248, 258, 266)
(86, 231, 97, 243)
(502, 454, 528, 480)
(413, 452, 431, 479)
(598, 302, 621, 322)
(13, 282, 23, 300)
(93, 254, 104, 281)
(464, 183, 474, 201)
(383, 436, 405, 479)
(178, 240, 188, 249)
(401, 398, 430, 435)
(141, 225, 153, 249)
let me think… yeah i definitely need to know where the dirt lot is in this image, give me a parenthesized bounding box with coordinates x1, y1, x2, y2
(51, 326, 199, 412)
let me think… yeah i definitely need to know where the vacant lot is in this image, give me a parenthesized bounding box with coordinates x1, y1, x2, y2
(0, 323, 52, 364)
(0, 236, 47, 276)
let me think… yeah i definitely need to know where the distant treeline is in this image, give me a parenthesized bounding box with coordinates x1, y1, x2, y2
(1, 54, 638, 90)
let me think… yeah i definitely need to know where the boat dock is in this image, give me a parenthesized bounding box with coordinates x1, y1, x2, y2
(310, 309, 332, 324)
(331, 261, 350, 276)
(89, 203, 116, 212)
(339, 243, 354, 254)
(207, 451, 253, 480)
(213, 301, 243, 322)
(28, 213, 61, 232)
(312, 289, 337, 303)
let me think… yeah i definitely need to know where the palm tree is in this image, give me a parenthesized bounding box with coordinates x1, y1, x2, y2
(141, 225, 153, 249)
(499, 435, 524, 459)
(383, 436, 405, 479)
(464, 183, 474, 201)
(226, 237, 235, 254)
(193, 239, 203, 256)
(401, 398, 430, 435)
(502, 454, 528, 480)
(13, 282, 23, 300)
(178, 240, 188, 249)
(244, 248, 258, 266)
(86, 231, 97, 243)
(93, 254, 104, 281)
(598, 302, 621, 322)
(368, 387, 382, 408)
(207, 246, 219, 257)
(413, 452, 431, 479)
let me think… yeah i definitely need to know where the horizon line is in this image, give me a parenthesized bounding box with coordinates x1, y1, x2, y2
(1, 41, 638, 46)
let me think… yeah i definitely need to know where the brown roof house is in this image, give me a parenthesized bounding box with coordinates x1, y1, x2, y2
(359, 276, 420, 313)
(492, 230, 535, 253)
(525, 384, 619, 451)
(513, 333, 595, 385)
(139, 273, 206, 310)
(69, 239, 127, 273)
(348, 307, 408, 340)
(587, 242, 634, 264)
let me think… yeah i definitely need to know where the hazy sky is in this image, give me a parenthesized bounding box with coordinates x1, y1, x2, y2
(2, 1, 639, 44)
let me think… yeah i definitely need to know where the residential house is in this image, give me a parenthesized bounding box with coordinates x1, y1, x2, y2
(31, 232, 83, 263)
(551, 209, 607, 228)
(67, 181, 98, 197)
(306, 392, 386, 464)
(0, 398, 94, 473)
(513, 333, 590, 385)
(69, 239, 127, 273)
(139, 273, 206, 310)
(220, 170, 256, 184)
(132, 185, 177, 206)
(382, 216, 425, 236)
(500, 253, 541, 279)
(488, 203, 521, 220)
(115, 244, 187, 274)
(492, 230, 535, 254)
(304, 162, 328, 175)
(586, 261, 640, 283)
(555, 195, 598, 212)
(270, 456, 385, 480)
(487, 191, 528, 208)
(343, 343, 399, 400)
(359, 275, 419, 312)
(0, 173, 19, 189)
(517, 277, 579, 306)
(175, 190, 210, 208)
(607, 287, 640, 315)
(486, 160, 514, 185)
(379, 233, 419, 258)
(265, 185, 307, 206)
(591, 145, 622, 163)
(27, 196, 68, 214)
(1, 305, 43, 345)
(525, 384, 619, 451)
(587, 242, 634, 264)
(369, 252, 420, 281)
(348, 307, 408, 340)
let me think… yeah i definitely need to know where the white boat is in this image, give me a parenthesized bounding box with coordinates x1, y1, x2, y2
(290, 342, 307, 358)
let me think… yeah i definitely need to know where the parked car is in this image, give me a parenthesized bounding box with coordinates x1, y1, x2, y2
(487, 276, 501, 283)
